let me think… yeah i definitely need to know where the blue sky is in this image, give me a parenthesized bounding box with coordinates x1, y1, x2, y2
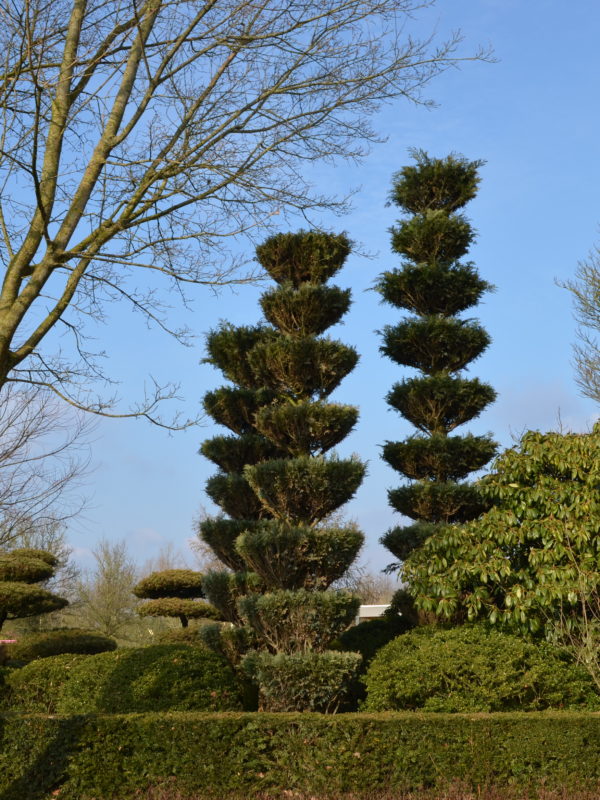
(69, 0, 600, 574)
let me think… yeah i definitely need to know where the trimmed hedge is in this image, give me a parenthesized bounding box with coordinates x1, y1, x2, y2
(3, 712, 600, 799)
(244, 650, 362, 712)
(4, 645, 243, 713)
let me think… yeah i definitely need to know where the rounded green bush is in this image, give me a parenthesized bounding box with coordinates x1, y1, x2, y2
(58, 644, 243, 713)
(7, 628, 117, 662)
(363, 625, 600, 712)
(5, 645, 243, 713)
(4, 653, 89, 712)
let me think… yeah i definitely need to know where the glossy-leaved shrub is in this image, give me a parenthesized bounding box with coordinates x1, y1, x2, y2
(363, 625, 600, 712)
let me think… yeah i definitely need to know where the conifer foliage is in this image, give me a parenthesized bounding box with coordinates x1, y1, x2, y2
(199, 230, 365, 710)
(378, 152, 497, 568)
(0, 548, 68, 630)
(199, 322, 281, 624)
(133, 569, 220, 628)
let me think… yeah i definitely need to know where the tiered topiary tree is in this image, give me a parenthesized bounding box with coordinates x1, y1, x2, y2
(133, 569, 220, 628)
(377, 151, 497, 571)
(240, 231, 366, 711)
(199, 230, 366, 711)
(0, 548, 68, 631)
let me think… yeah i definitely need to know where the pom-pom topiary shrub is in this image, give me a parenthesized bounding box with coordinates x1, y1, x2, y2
(133, 569, 220, 627)
(0, 548, 68, 630)
(363, 625, 600, 712)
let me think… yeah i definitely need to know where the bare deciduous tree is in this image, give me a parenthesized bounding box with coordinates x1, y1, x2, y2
(333, 563, 396, 604)
(0, 384, 90, 548)
(72, 538, 138, 638)
(0, 0, 488, 424)
(561, 246, 600, 403)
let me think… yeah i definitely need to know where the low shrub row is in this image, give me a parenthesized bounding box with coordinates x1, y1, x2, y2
(3, 712, 600, 799)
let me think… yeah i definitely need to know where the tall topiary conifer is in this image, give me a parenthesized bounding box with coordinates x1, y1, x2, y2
(378, 151, 497, 569)
(199, 230, 366, 710)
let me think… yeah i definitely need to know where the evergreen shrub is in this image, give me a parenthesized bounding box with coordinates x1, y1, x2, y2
(4, 653, 88, 712)
(245, 650, 362, 712)
(6, 629, 116, 662)
(236, 521, 363, 590)
(363, 625, 600, 712)
(6, 645, 242, 713)
(245, 455, 365, 524)
(378, 152, 496, 572)
(155, 627, 208, 646)
(238, 590, 359, 654)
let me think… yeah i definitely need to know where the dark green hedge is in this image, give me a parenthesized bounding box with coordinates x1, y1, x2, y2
(3, 712, 600, 799)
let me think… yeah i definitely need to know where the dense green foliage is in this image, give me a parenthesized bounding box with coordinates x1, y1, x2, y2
(238, 590, 359, 654)
(335, 614, 411, 668)
(245, 455, 364, 524)
(2, 653, 88, 712)
(0, 547, 68, 630)
(236, 521, 363, 590)
(403, 426, 600, 635)
(246, 650, 362, 712)
(134, 569, 219, 627)
(134, 569, 205, 598)
(198, 230, 365, 711)
(199, 317, 281, 645)
(363, 626, 599, 712)
(4, 645, 243, 713)
(5, 712, 600, 799)
(6, 629, 116, 662)
(377, 151, 496, 571)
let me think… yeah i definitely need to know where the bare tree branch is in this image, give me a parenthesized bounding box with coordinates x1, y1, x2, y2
(0, 0, 491, 424)
(0, 383, 91, 548)
(560, 245, 600, 403)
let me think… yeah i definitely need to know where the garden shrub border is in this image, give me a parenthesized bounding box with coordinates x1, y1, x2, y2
(2, 711, 600, 799)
